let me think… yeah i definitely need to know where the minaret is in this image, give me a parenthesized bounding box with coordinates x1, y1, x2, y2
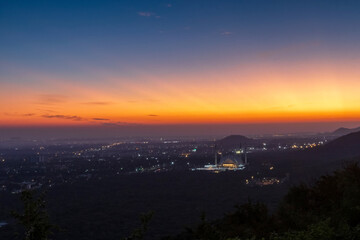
(239, 144, 242, 163)
(244, 147, 248, 165)
(214, 145, 218, 166)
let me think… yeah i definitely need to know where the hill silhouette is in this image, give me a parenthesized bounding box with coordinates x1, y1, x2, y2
(323, 130, 360, 154)
(216, 135, 252, 148)
(298, 131, 360, 179)
(331, 126, 360, 136)
(253, 131, 360, 183)
(288, 130, 360, 161)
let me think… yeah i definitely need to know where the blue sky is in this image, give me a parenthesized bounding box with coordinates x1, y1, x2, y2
(2, 0, 360, 136)
(2, 0, 360, 79)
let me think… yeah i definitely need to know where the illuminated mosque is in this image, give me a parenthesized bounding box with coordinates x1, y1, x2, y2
(193, 147, 248, 172)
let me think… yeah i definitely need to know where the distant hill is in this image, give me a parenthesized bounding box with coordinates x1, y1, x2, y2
(324, 130, 360, 151)
(302, 130, 360, 167)
(270, 131, 360, 182)
(216, 135, 252, 148)
(305, 130, 360, 161)
(331, 126, 360, 136)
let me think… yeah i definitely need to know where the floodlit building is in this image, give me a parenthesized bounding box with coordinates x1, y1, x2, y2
(219, 154, 244, 168)
(193, 147, 248, 172)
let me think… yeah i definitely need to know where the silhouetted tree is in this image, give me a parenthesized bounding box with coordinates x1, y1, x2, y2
(122, 211, 153, 240)
(217, 201, 273, 239)
(12, 190, 55, 240)
(186, 212, 222, 240)
(170, 162, 360, 240)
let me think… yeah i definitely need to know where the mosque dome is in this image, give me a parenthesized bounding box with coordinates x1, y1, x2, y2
(219, 154, 244, 168)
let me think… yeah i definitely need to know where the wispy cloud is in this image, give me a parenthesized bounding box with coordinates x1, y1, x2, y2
(36, 109, 56, 113)
(92, 118, 110, 121)
(41, 114, 112, 122)
(138, 11, 160, 18)
(166, 4, 172, 7)
(148, 114, 158, 117)
(138, 12, 154, 17)
(23, 113, 36, 117)
(41, 114, 83, 121)
(3, 112, 36, 117)
(36, 94, 67, 105)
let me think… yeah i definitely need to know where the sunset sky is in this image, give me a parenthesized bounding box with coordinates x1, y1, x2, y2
(1, 0, 360, 136)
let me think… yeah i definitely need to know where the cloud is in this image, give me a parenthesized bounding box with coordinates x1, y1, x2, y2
(83, 101, 113, 105)
(41, 114, 83, 121)
(41, 114, 110, 122)
(92, 118, 110, 121)
(36, 94, 67, 105)
(221, 31, 233, 36)
(138, 11, 160, 18)
(3, 112, 36, 117)
(23, 113, 35, 117)
(138, 12, 154, 17)
(167, 4, 172, 7)
(148, 114, 158, 117)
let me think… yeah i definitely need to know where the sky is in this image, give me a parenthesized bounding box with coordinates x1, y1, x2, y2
(1, 0, 360, 137)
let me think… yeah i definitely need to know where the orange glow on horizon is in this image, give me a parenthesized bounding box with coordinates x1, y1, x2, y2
(2, 59, 360, 127)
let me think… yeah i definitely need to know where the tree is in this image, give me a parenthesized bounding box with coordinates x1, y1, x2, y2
(170, 162, 360, 240)
(122, 211, 153, 240)
(12, 190, 55, 240)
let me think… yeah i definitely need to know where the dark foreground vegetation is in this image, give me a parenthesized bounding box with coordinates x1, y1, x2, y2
(169, 163, 360, 240)
(6, 163, 360, 240)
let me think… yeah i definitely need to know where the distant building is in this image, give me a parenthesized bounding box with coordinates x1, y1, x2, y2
(193, 146, 248, 172)
(219, 154, 244, 169)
